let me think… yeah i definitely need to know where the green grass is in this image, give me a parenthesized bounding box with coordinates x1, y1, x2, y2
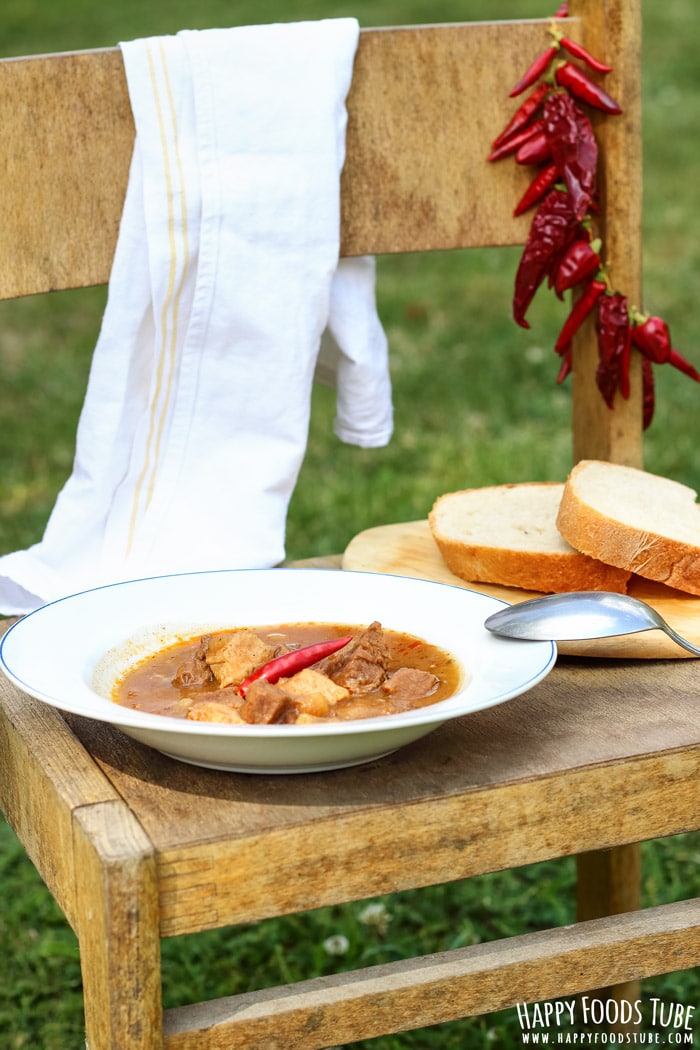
(1, 1, 700, 1047)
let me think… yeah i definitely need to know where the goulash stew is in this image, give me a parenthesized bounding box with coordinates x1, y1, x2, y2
(114, 621, 461, 725)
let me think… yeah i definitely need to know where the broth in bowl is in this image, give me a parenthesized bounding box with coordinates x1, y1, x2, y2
(114, 620, 461, 725)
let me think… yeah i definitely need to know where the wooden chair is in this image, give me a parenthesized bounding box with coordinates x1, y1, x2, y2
(1, 2, 698, 1046)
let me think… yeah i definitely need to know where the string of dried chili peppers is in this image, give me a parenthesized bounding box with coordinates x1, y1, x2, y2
(489, 3, 699, 428)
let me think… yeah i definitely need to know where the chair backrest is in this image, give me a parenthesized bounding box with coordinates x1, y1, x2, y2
(0, 0, 642, 465)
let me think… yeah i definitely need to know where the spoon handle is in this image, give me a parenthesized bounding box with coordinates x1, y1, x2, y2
(662, 625, 700, 657)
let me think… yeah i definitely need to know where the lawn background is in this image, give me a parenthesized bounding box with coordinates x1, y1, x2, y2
(1, 1, 699, 1047)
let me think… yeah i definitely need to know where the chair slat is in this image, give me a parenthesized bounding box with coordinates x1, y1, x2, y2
(162, 899, 700, 1048)
(0, 21, 570, 301)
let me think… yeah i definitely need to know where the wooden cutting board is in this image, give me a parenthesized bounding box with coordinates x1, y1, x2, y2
(343, 520, 700, 659)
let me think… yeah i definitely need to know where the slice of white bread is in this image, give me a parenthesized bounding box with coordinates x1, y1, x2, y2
(429, 482, 630, 593)
(557, 460, 700, 595)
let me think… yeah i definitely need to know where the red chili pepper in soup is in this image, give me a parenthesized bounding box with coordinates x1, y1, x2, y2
(238, 635, 353, 697)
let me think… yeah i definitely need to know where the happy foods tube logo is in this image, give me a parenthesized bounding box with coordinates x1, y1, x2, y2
(515, 996, 696, 1044)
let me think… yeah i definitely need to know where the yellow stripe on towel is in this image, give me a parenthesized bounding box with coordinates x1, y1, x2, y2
(127, 40, 190, 555)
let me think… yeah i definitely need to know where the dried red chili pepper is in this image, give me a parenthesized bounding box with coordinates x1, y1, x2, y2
(631, 314, 700, 380)
(554, 278, 606, 353)
(668, 348, 700, 382)
(491, 82, 551, 152)
(558, 37, 613, 74)
(488, 118, 546, 163)
(553, 237, 601, 296)
(515, 130, 552, 166)
(513, 162, 559, 217)
(513, 188, 579, 328)
(237, 635, 353, 697)
(509, 45, 558, 98)
(641, 357, 655, 430)
(543, 92, 598, 220)
(631, 314, 672, 363)
(596, 292, 631, 405)
(636, 343, 699, 426)
(555, 62, 622, 114)
(556, 345, 573, 384)
(553, 2, 569, 17)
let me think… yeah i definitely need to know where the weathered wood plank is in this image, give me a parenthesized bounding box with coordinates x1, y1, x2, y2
(73, 801, 162, 1049)
(569, 0, 644, 466)
(0, 48, 133, 300)
(0, 21, 573, 301)
(0, 658, 124, 929)
(154, 747, 698, 936)
(162, 898, 700, 1049)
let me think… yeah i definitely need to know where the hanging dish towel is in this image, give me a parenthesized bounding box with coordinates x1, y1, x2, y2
(0, 19, 392, 615)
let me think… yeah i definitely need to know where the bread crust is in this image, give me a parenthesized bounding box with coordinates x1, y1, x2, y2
(430, 483, 630, 594)
(557, 461, 700, 595)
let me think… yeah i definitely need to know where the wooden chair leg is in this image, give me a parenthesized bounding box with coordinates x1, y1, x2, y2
(577, 844, 642, 1033)
(72, 801, 163, 1050)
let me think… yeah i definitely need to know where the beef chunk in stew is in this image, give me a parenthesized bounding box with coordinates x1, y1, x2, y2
(320, 621, 389, 694)
(382, 666, 439, 705)
(173, 636, 214, 687)
(239, 679, 295, 724)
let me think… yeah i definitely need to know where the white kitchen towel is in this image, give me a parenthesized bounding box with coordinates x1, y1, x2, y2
(0, 20, 392, 615)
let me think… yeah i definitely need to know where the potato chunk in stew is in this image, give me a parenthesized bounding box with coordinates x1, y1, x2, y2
(186, 700, 245, 724)
(282, 668, 350, 714)
(114, 622, 460, 724)
(204, 630, 279, 688)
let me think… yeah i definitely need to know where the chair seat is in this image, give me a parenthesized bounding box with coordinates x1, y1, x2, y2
(4, 617, 699, 925)
(63, 658, 700, 933)
(2, 627, 698, 1045)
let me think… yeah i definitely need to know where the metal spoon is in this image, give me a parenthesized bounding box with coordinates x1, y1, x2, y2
(484, 591, 700, 657)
